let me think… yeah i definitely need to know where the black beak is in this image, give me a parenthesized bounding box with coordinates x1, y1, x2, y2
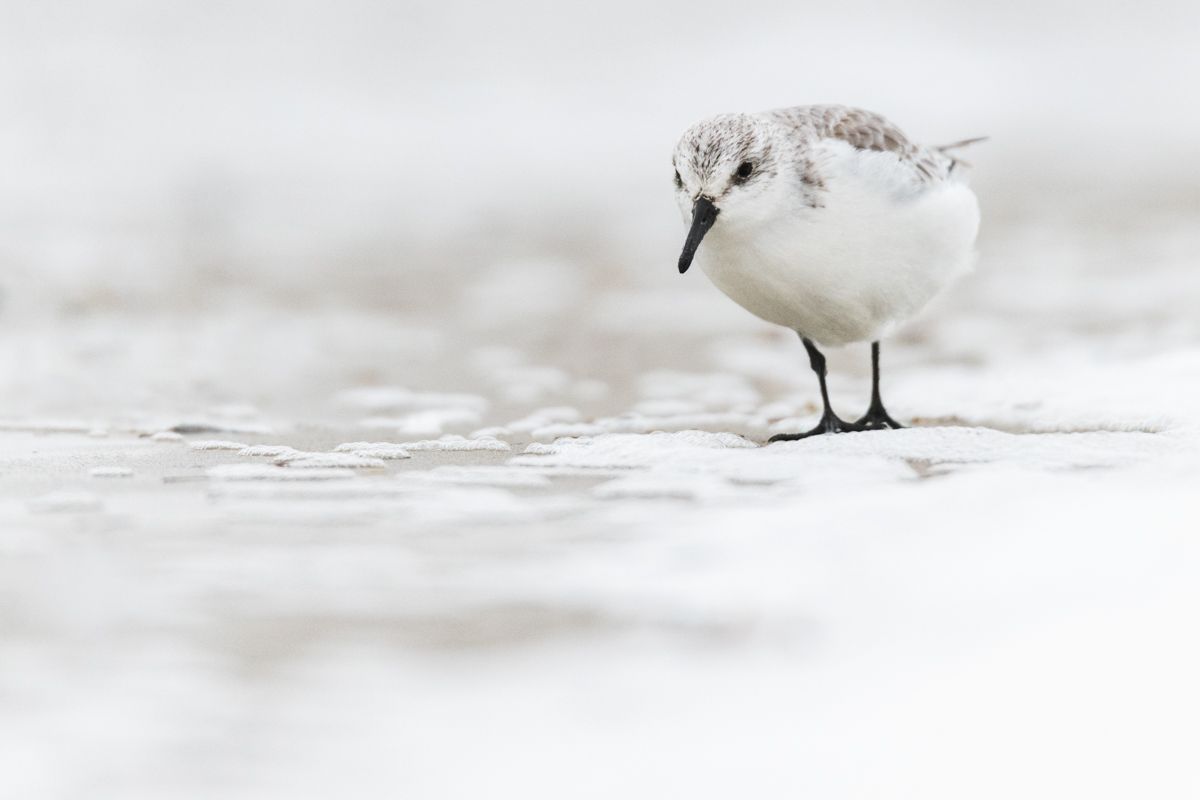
(678, 196, 719, 274)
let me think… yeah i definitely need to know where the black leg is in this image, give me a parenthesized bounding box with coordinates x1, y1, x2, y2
(769, 337, 863, 442)
(853, 341, 904, 430)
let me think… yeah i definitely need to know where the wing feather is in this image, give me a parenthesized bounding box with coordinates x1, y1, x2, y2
(765, 105, 960, 185)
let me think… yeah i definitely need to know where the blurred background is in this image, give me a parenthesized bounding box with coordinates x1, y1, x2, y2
(3, 2, 1200, 798)
(2, 0, 1199, 414)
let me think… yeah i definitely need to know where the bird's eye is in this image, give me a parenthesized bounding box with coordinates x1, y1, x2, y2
(735, 161, 754, 181)
(673, 169, 683, 188)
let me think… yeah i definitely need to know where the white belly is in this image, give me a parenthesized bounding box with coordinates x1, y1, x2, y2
(697, 164, 980, 346)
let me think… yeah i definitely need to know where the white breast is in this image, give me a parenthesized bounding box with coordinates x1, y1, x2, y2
(697, 141, 980, 346)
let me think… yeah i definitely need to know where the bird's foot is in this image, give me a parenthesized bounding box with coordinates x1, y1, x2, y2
(852, 404, 905, 431)
(768, 412, 864, 442)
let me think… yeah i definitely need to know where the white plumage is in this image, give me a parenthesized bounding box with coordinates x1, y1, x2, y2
(674, 106, 979, 346)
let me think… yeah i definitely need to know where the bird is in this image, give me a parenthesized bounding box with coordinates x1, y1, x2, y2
(672, 105, 983, 441)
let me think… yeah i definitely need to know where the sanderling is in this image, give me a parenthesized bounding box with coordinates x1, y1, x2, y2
(673, 105, 983, 440)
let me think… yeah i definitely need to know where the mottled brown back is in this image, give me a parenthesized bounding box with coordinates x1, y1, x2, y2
(766, 105, 954, 183)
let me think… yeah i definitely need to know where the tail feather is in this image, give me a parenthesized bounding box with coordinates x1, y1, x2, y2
(937, 136, 988, 170)
(936, 135, 989, 152)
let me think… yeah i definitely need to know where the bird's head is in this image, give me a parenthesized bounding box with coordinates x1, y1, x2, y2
(672, 113, 786, 274)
